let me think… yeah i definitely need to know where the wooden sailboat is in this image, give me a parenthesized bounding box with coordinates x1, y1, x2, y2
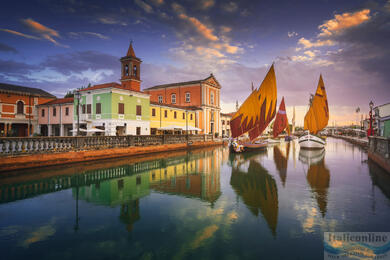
(299, 75, 329, 149)
(271, 97, 291, 142)
(230, 64, 277, 152)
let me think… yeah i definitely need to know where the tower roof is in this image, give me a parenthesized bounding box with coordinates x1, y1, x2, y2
(126, 42, 136, 57)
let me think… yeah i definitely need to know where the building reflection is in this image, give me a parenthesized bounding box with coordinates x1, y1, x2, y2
(299, 149, 330, 217)
(230, 153, 279, 237)
(273, 143, 290, 187)
(368, 161, 390, 201)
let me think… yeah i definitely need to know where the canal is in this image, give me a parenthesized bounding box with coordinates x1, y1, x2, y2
(1, 137, 389, 259)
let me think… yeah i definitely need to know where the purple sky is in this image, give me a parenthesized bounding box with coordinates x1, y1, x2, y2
(0, 0, 389, 125)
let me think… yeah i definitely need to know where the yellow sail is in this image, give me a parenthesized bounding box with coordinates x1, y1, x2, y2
(304, 75, 329, 134)
(230, 64, 277, 140)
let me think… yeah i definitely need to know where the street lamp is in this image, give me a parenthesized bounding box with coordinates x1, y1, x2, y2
(75, 91, 81, 136)
(369, 100, 374, 137)
(186, 109, 188, 145)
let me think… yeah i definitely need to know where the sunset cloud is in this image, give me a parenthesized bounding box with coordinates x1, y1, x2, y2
(178, 13, 219, 41)
(298, 37, 335, 49)
(200, 0, 215, 10)
(318, 9, 371, 37)
(135, 0, 154, 14)
(21, 18, 68, 47)
(222, 2, 238, 13)
(0, 28, 39, 40)
(68, 32, 109, 40)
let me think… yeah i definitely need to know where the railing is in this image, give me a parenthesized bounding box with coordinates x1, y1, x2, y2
(369, 136, 390, 158)
(0, 134, 216, 156)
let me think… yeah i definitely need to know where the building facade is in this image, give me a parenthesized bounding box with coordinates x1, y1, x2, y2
(144, 74, 222, 136)
(220, 113, 233, 138)
(374, 102, 390, 138)
(37, 98, 74, 136)
(73, 44, 150, 136)
(0, 83, 55, 137)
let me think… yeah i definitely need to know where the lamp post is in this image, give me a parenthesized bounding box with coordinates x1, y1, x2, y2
(75, 91, 81, 136)
(369, 100, 374, 137)
(186, 109, 188, 145)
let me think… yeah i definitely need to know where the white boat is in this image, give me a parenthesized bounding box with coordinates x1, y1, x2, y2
(299, 75, 329, 150)
(299, 132, 326, 149)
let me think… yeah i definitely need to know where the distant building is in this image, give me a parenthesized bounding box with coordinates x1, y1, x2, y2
(0, 83, 55, 137)
(73, 44, 151, 136)
(374, 102, 390, 138)
(144, 74, 222, 135)
(221, 113, 233, 137)
(37, 97, 74, 136)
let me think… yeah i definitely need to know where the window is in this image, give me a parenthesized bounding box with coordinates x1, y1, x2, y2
(118, 103, 124, 114)
(158, 95, 163, 103)
(152, 108, 156, 116)
(210, 92, 214, 105)
(65, 107, 69, 116)
(185, 92, 191, 102)
(53, 107, 56, 117)
(136, 127, 141, 136)
(174, 111, 177, 119)
(183, 112, 185, 119)
(133, 65, 137, 77)
(136, 175, 141, 185)
(136, 105, 142, 116)
(125, 64, 129, 76)
(16, 101, 24, 114)
(118, 179, 124, 190)
(164, 110, 167, 118)
(87, 104, 91, 114)
(227, 120, 230, 125)
(190, 114, 193, 120)
(171, 93, 176, 104)
(222, 120, 225, 125)
(96, 103, 101, 114)
(41, 109, 45, 117)
(82, 104, 86, 114)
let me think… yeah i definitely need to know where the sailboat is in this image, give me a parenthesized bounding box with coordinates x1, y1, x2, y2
(230, 64, 277, 152)
(299, 75, 329, 149)
(271, 97, 291, 142)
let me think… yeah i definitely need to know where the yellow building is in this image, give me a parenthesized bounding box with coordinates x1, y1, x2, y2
(150, 102, 200, 134)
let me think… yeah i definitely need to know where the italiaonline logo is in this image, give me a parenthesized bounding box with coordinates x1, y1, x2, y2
(324, 232, 390, 260)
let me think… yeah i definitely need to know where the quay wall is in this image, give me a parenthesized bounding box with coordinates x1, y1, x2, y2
(0, 135, 222, 172)
(329, 134, 369, 149)
(368, 136, 390, 173)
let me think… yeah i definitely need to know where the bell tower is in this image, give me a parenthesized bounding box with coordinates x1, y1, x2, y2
(120, 42, 141, 91)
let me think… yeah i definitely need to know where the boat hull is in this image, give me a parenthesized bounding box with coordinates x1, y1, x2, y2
(298, 134, 326, 149)
(243, 142, 268, 150)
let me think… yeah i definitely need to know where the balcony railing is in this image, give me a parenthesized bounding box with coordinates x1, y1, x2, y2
(0, 134, 216, 155)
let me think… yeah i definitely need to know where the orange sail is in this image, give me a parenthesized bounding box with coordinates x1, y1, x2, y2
(304, 75, 329, 134)
(272, 97, 289, 138)
(230, 65, 277, 140)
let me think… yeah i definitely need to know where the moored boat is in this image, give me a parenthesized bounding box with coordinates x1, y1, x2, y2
(299, 75, 329, 150)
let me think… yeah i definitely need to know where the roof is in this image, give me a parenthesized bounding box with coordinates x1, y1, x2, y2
(150, 101, 202, 111)
(79, 82, 147, 94)
(144, 74, 221, 90)
(221, 112, 235, 117)
(0, 83, 56, 98)
(38, 97, 74, 106)
(127, 42, 136, 57)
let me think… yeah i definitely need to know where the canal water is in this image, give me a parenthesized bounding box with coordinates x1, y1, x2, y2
(1, 138, 390, 259)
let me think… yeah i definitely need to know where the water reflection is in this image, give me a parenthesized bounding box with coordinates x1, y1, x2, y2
(230, 152, 279, 236)
(299, 149, 330, 217)
(273, 143, 290, 187)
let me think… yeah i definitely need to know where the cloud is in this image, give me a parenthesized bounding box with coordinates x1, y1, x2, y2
(135, 0, 154, 14)
(195, 46, 225, 58)
(288, 31, 298, 38)
(178, 13, 219, 41)
(200, 0, 215, 10)
(68, 32, 110, 40)
(222, 2, 238, 12)
(220, 26, 232, 34)
(298, 37, 335, 49)
(150, 0, 164, 6)
(0, 29, 40, 40)
(318, 9, 371, 37)
(304, 50, 316, 58)
(0, 43, 18, 53)
(21, 18, 68, 47)
(97, 17, 127, 26)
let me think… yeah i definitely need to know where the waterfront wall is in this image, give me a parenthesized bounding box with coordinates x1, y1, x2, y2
(0, 135, 221, 172)
(368, 136, 390, 173)
(0, 134, 215, 156)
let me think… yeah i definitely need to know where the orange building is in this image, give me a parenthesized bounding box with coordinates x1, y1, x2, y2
(0, 83, 55, 136)
(144, 74, 221, 135)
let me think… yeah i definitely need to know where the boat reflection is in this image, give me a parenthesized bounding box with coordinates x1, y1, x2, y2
(230, 153, 278, 236)
(299, 149, 330, 217)
(273, 143, 290, 187)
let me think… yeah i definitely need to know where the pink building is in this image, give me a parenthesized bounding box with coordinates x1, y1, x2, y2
(37, 97, 74, 136)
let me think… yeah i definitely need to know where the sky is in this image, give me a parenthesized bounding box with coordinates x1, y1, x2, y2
(0, 0, 389, 126)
